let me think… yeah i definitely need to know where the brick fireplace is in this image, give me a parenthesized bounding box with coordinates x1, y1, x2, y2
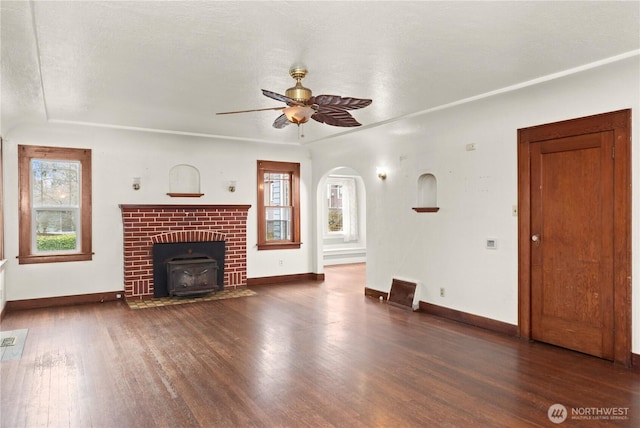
(119, 204, 251, 300)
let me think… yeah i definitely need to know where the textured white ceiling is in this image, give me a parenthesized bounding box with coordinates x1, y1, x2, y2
(2, 1, 639, 145)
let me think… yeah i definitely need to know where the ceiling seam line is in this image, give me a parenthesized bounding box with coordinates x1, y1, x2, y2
(28, 0, 50, 122)
(46, 119, 296, 146)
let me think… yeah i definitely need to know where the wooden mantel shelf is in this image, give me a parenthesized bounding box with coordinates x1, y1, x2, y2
(119, 204, 251, 210)
(166, 193, 204, 198)
(412, 207, 440, 213)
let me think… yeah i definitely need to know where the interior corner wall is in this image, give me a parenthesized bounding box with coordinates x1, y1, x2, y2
(309, 56, 640, 352)
(0, 138, 5, 314)
(2, 126, 314, 302)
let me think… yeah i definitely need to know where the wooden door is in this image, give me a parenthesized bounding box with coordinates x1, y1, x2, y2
(518, 110, 631, 366)
(530, 132, 614, 359)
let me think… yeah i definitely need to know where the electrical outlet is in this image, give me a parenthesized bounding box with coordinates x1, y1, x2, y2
(278, 259, 284, 266)
(465, 143, 477, 151)
(440, 288, 445, 297)
(116, 294, 122, 299)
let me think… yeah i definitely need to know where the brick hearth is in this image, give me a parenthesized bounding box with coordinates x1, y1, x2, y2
(119, 204, 251, 300)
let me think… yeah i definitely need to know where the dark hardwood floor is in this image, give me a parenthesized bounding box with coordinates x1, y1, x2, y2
(1, 263, 638, 427)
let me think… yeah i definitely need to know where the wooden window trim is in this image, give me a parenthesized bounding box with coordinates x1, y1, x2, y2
(18, 145, 93, 264)
(257, 160, 301, 250)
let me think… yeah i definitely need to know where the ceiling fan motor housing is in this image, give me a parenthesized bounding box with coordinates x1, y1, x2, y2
(285, 68, 312, 102)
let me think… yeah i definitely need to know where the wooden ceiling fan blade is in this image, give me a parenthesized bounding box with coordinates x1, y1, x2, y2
(262, 89, 301, 105)
(272, 114, 291, 129)
(309, 94, 372, 110)
(311, 110, 362, 127)
(216, 106, 284, 115)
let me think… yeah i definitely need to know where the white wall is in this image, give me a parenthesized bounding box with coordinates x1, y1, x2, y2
(2, 124, 314, 301)
(309, 56, 640, 352)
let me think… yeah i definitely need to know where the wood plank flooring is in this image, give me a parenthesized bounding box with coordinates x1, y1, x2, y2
(1, 264, 638, 427)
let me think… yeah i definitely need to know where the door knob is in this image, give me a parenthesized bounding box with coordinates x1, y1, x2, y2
(531, 234, 540, 246)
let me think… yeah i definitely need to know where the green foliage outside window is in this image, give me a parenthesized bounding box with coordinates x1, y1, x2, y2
(36, 234, 77, 251)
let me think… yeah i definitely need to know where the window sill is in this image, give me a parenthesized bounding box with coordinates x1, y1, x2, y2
(17, 252, 94, 265)
(323, 246, 366, 255)
(257, 242, 302, 251)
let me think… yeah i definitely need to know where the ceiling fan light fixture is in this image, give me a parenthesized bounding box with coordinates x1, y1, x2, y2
(283, 105, 314, 125)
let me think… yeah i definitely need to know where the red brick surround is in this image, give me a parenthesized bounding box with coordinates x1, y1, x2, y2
(119, 204, 251, 300)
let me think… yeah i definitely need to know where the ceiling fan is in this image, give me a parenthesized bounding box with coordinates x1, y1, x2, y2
(217, 68, 372, 129)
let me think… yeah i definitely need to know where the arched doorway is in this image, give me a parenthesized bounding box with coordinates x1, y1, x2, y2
(316, 167, 367, 268)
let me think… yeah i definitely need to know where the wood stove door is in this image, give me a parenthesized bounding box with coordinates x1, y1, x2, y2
(167, 259, 217, 297)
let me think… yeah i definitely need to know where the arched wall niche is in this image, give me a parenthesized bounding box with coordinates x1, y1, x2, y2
(167, 164, 204, 197)
(413, 173, 439, 213)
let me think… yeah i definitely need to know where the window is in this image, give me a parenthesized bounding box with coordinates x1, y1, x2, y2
(325, 177, 359, 242)
(257, 160, 300, 250)
(18, 145, 92, 264)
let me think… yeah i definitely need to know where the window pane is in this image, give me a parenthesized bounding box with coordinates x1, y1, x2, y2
(265, 207, 291, 241)
(327, 184, 343, 232)
(35, 209, 78, 252)
(31, 160, 80, 207)
(328, 184, 343, 209)
(328, 208, 343, 232)
(265, 172, 291, 206)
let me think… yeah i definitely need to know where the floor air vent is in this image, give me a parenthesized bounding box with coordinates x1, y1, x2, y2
(0, 329, 28, 361)
(1, 337, 16, 347)
(388, 278, 417, 310)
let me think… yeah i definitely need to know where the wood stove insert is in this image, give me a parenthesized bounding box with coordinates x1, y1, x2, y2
(153, 241, 225, 298)
(167, 255, 218, 297)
